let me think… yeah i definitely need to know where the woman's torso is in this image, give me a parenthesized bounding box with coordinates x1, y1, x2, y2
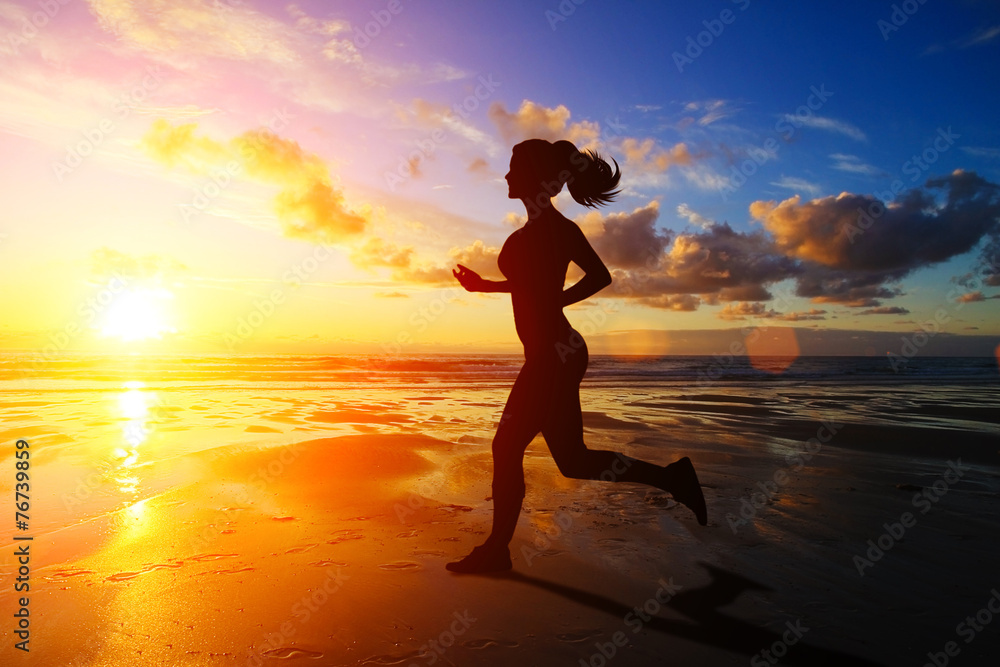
(497, 213, 576, 359)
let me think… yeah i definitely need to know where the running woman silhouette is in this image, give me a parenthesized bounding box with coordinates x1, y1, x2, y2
(447, 139, 707, 574)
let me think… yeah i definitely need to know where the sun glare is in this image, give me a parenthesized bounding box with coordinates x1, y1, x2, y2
(100, 288, 175, 342)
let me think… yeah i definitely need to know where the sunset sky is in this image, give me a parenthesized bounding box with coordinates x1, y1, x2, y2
(2, 0, 999, 355)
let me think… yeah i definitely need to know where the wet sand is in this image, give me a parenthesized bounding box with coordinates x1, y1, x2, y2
(1, 356, 999, 665)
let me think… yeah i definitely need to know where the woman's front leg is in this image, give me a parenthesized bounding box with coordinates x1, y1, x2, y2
(446, 364, 546, 572)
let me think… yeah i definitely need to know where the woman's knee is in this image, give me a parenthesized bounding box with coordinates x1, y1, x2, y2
(553, 447, 617, 480)
(554, 457, 590, 480)
(552, 449, 594, 479)
(492, 427, 534, 472)
(491, 441, 527, 498)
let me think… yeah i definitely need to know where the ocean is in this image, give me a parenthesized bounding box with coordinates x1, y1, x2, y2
(3, 352, 997, 535)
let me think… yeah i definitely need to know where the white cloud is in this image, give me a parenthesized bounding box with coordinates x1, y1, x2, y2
(676, 203, 713, 229)
(770, 176, 822, 195)
(682, 165, 730, 191)
(961, 146, 1000, 160)
(87, 0, 302, 65)
(683, 99, 739, 126)
(84, 0, 468, 114)
(829, 154, 882, 176)
(782, 114, 867, 141)
(964, 24, 1000, 47)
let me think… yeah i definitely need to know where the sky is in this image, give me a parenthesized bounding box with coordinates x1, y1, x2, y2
(1, 0, 999, 356)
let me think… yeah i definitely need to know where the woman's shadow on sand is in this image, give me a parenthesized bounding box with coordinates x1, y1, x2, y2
(496, 562, 886, 666)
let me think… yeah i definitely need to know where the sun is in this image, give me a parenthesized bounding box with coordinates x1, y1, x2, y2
(99, 287, 175, 342)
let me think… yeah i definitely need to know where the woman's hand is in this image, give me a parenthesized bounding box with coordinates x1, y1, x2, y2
(453, 264, 487, 292)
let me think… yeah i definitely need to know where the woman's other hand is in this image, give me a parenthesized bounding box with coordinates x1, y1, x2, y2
(453, 264, 487, 292)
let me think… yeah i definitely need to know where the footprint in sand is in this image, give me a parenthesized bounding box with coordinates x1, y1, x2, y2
(410, 549, 446, 557)
(106, 561, 183, 582)
(378, 562, 422, 571)
(556, 629, 603, 643)
(309, 560, 348, 568)
(528, 548, 565, 559)
(327, 530, 364, 545)
(438, 504, 473, 513)
(644, 493, 675, 508)
(48, 569, 95, 579)
(261, 647, 324, 659)
(187, 553, 239, 562)
(463, 638, 520, 649)
(285, 544, 319, 554)
(208, 567, 255, 575)
(105, 554, 238, 582)
(359, 649, 424, 665)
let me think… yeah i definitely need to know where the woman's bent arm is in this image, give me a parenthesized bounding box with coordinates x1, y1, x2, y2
(561, 223, 612, 307)
(454, 264, 510, 293)
(561, 272, 611, 307)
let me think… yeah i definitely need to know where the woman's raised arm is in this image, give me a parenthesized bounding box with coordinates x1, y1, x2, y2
(453, 264, 511, 293)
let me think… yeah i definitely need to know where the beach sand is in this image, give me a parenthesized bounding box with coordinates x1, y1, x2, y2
(2, 362, 999, 666)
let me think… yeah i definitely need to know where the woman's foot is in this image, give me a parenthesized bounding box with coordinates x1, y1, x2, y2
(666, 457, 707, 525)
(446, 543, 512, 573)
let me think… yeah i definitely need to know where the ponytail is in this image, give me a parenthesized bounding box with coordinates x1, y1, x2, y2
(552, 140, 621, 208)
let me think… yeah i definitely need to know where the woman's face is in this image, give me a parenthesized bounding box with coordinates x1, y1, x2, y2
(504, 152, 536, 199)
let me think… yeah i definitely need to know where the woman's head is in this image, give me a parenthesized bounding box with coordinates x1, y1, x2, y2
(506, 139, 621, 209)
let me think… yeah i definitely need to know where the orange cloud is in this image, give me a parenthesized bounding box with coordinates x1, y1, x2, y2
(350, 234, 503, 286)
(636, 294, 701, 311)
(860, 306, 910, 314)
(349, 237, 414, 270)
(142, 120, 368, 243)
(488, 99, 599, 148)
(396, 240, 503, 285)
(620, 138, 696, 173)
(717, 302, 775, 321)
(774, 308, 827, 321)
(467, 157, 491, 177)
(749, 194, 845, 266)
(956, 291, 985, 303)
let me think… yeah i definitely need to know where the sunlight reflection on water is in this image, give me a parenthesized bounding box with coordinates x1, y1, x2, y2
(115, 380, 157, 495)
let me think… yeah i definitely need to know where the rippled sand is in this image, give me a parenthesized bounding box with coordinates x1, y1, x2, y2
(1, 355, 998, 665)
